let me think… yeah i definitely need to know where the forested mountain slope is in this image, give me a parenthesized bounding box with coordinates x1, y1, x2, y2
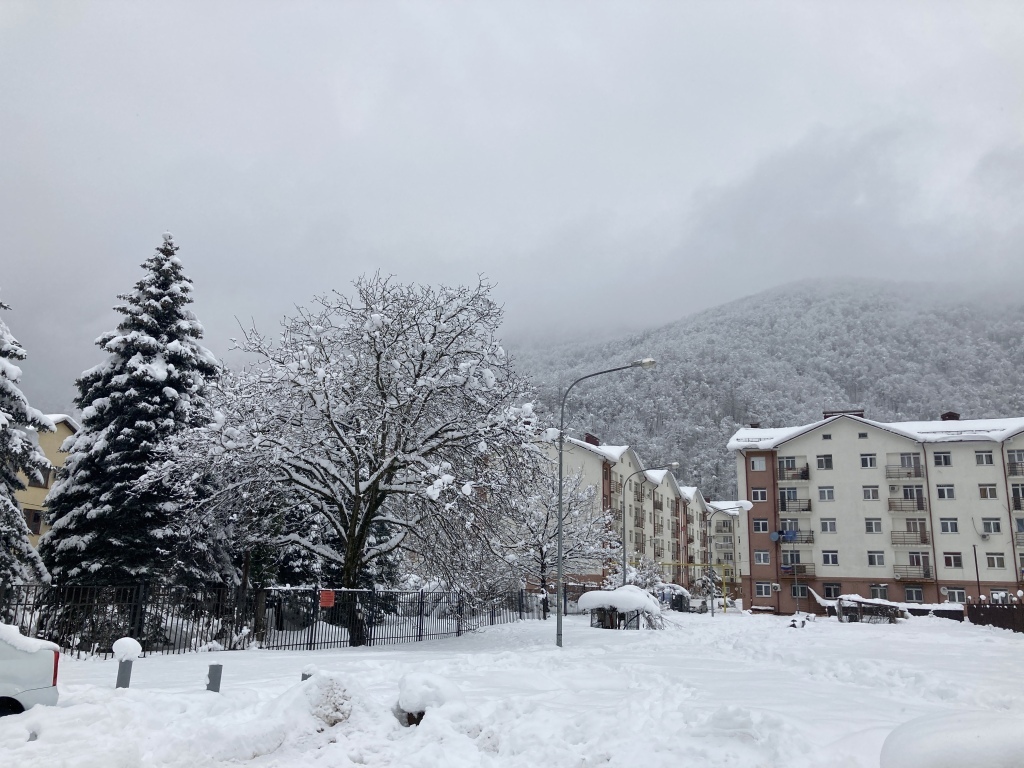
(515, 280, 1024, 499)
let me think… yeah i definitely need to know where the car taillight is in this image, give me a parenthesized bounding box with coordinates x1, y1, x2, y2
(52, 650, 59, 687)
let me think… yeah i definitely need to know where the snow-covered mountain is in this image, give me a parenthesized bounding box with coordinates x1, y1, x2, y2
(514, 279, 1024, 499)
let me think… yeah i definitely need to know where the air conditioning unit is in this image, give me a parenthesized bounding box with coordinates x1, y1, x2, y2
(889, 485, 899, 493)
(893, 573, 902, 580)
(981, 533, 990, 541)
(771, 583, 781, 592)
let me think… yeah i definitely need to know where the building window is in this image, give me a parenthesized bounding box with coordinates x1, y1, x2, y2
(865, 518, 882, 534)
(755, 582, 773, 597)
(822, 551, 839, 566)
(791, 584, 809, 598)
(904, 586, 924, 603)
(818, 487, 835, 501)
(976, 451, 994, 466)
(991, 590, 1010, 604)
(778, 456, 797, 470)
(722, 551, 734, 562)
(868, 551, 885, 566)
(823, 583, 842, 599)
(936, 485, 955, 500)
(753, 519, 769, 533)
(858, 432, 868, 439)
(933, 452, 952, 467)
(860, 454, 877, 468)
(946, 588, 966, 603)
(782, 551, 801, 565)
(940, 518, 959, 533)
(750, 457, 766, 472)
(754, 550, 770, 565)
(751, 488, 767, 502)
(979, 484, 997, 499)
(24, 510, 42, 535)
(863, 486, 879, 500)
(820, 518, 837, 533)
(817, 455, 833, 470)
(780, 518, 800, 531)
(982, 518, 1001, 534)
(987, 552, 1005, 569)
(944, 552, 963, 568)
(870, 585, 888, 600)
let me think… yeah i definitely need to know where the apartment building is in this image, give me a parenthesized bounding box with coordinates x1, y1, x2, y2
(561, 434, 698, 588)
(15, 414, 79, 547)
(728, 411, 1024, 613)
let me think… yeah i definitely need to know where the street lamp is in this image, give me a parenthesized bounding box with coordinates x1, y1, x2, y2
(620, 462, 679, 587)
(705, 501, 752, 617)
(556, 358, 656, 648)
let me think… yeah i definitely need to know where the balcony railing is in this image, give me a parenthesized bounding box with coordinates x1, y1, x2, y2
(894, 564, 933, 580)
(653, 499, 663, 511)
(1013, 497, 1023, 512)
(1009, 462, 1024, 477)
(776, 498, 812, 513)
(654, 523, 664, 536)
(714, 542, 734, 550)
(1015, 531, 1024, 546)
(780, 563, 815, 579)
(891, 530, 930, 546)
(888, 498, 928, 513)
(778, 466, 810, 481)
(670, 528, 679, 539)
(780, 530, 814, 544)
(686, 514, 694, 525)
(687, 534, 694, 544)
(886, 465, 924, 479)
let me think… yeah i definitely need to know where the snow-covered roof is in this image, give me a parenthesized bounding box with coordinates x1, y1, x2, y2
(728, 414, 1024, 451)
(45, 413, 81, 432)
(564, 437, 629, 464)
(643, 468, 668, 485)
(708, 500, 753, 514)
(577, 586, 661, 615)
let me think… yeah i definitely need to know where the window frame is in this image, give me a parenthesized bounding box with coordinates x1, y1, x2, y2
(818, 486, 835, 502)
(754, 550, 770, 565)
(986, 552, 1006, 569)
(752, 519, 769, 533)
(976, 451, 994, 466)
(754, 582, 773, 598)
(750, 457, 766, 472)
(939, 518, 959, 534)
(933, 452, 952, 467)
(936, 485, 955, 500)
(816, 454, 834, 470)
(865, 518, 882, 534)
(863, 486, 880, 500)
(867, 550, 885, 566)
(820, 518, 837, 533)
(822, 550, 839, 566)
(943, 552, 963, 568)
(860, 454, 877, 468)
(979, 484, 998, 499)
(751, 488, 767, 502)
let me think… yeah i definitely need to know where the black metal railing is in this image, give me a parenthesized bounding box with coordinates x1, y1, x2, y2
(1013, 497, 1023, 511)
(891, 530, 930, 545)
(886, 465, 924, 479)
(894, 565, 932, 580)
(1008, 462, 1024, 477)
(778, 466, 810, 481)
(780, 563, 815, 579)
(780, 530, 814, 544)
(888, 498, 928, 513)
(1016, 532, 1024, 546)
(776, 498, 812, 513)
(0, 583, 537, 658)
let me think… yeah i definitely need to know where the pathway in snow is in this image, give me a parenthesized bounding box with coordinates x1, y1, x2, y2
(1, 611, 1021, 767)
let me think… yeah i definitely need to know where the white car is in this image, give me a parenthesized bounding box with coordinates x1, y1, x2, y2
(0, 623, 59, 716)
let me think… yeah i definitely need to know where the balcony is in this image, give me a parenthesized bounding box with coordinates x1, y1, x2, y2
(1013, 497, 1023, 512)
(894, 564, 933, 580)
(653, 499, 663, 511)
(776, 498, 812, 514)
(886, 465, 924, 479)
(780, 563, 815, 579)
(687, 534, 694, 544)
(670, 528, 679, 539)
(780, 530, 814, 544)
(778, 465, 810, 481)
(1009, 462, 1024, 477)
(888, 498, 928, 513)
(654, 523, 664, 536)
(686, 514, 694, 525)
(891, 530, 930, 545)
(1016, 532, 1024, 546)
(714, 542, 734, 550)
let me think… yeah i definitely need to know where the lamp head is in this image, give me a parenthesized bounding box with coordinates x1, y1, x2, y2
(666, 461, 680, 469)
(631, 358, 656, 369)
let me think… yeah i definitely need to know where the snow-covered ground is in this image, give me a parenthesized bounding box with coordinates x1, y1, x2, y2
(2, 611, 1022, 767)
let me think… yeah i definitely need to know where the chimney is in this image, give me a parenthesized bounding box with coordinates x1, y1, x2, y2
(748, 422, 761, 429)
(822, 408, 865, 419)
(584, 433, 601, 446)
(940, 411, 960, 421)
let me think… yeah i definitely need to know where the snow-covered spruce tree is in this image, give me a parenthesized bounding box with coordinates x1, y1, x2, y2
(207, 275, 537, 597)
(40, 234, 219, 585)
(602, 555, 665, 591)
(0, 293, 51, 585)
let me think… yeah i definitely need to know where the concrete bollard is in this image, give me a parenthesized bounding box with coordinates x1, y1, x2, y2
(116, 659, 133, 689)
(207, 663, 223, 693)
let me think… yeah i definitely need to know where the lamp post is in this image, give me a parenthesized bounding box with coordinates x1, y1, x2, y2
(620, 462, 679, 588)
(705, 503, 750, 617)
(556, 358, 656, 648)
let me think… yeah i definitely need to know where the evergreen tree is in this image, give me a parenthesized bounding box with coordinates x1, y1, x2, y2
(40, 234, 219, 584)
(0, 292, 51, 585)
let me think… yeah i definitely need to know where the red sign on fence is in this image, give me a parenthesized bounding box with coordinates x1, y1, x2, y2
(319, 590, 335, 608)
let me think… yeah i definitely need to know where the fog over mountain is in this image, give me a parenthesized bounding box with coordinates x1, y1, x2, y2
(516, 279, 1024, 499)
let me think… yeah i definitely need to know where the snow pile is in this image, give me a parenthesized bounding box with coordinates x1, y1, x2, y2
(0, 623, 58, 653)
(398, 672, 464, 712)
(880, 711, 1022, 767)
(112, 637, 142, 661)
(578, 585, 661, 615)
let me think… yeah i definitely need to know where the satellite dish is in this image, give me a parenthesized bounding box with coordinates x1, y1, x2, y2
(769, 531, 780, 542)
(940, 586, 949, 596)
(893, 573, 902, 580)
(1017, 590, 1023, 598)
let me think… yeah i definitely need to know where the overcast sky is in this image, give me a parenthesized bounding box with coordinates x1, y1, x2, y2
(2, 2, 1023, 412)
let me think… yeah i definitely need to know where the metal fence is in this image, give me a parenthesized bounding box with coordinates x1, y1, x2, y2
(966, 602, 1024, 633)
(0, 583, 557, 658)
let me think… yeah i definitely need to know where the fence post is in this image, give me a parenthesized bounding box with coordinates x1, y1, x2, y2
(518, 589, 524, 621)
(366, 589, 375, 647)
(417, 589, 424, 642)
(456, 592, 463, 637)
(132, 582, 148, 653)
(306, 589, 318, 651)
(253, 589, 267, 645)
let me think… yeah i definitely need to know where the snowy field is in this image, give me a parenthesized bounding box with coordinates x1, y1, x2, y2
(2, 611, 1023, 767)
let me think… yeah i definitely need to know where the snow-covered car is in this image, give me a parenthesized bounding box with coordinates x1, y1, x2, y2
(0, 624, 59, 716)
